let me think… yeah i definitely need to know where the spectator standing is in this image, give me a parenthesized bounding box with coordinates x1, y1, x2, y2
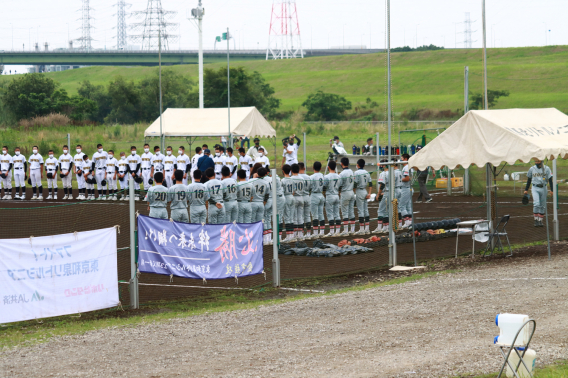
(246, 138, 267, 164)
(240, 137, 250, 149)
(362, 138, 375, 155)
(197, 149, 215, 173)
(330, 136, 345, 154)
(416, 159, 434, 203)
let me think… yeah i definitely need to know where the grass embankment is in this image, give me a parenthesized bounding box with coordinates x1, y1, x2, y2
(1, 46, 566, 113)
(463, 360, 568, 377)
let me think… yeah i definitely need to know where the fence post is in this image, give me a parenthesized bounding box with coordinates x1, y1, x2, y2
(303, 132, 307, 169)
(376, 132, 380, 192)
(464, 168, 470, 195)
(447, 166, 452, 195)
(270, 168, 280, 287)
(129, 176, 139, 309)
(67, 133, 70, 149)
(553, 158, 559, 241)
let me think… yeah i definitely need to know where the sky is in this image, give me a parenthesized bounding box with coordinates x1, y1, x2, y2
(0, 0, 565, 68)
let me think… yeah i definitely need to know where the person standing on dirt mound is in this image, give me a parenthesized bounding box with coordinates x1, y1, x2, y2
(524, 158, 553, 227)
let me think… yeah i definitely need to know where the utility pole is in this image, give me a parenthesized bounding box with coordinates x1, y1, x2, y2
(387, 0, 396, 266)
(482, 0, 493, 238)
(190, 1, 205, 108)
(159, 29, 164, 151)
(227, 28, 231, 147)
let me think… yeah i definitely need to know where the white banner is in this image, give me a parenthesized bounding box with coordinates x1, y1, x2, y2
(0, 227, 119, 324)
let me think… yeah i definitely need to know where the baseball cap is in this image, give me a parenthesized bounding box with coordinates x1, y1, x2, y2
(204, 149, 211, 154)
(254, 138, 260, 142)
(333, 136, 339, 140)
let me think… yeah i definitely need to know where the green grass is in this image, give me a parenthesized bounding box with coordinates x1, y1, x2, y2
(0, 270, 446, 349)
(2, 45, 567, 114)
(463, 359, 568, 378)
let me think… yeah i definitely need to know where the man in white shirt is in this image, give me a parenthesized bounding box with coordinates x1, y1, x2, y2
(282, 134, 301, 164)
(282, 141, 296, 167)
(246, 138, 267, 165)
(176, 146, 191, 185)
(190, 146, 203, 184)
(238, 147, 253, 180)
(213, 146, 226, 180)
(330, 136, 345, 154)
(58, 145, 74, 200)
(74, 145, 86, 200)
(28, 146, 44, 200)
(12, 147, 26, 200)
(256, 147, 270, 170)
(104, 150, 119, 200)
(0, 146, 13, 200)
(140, 143, 154, 190)
(44, 150, 59, 200)
(162, 146, 177, 188)
(225, 147, 239, 180)
(92, 143, 108, 200)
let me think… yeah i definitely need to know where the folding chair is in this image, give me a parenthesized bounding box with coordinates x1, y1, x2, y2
(497, 319, 537, 378)
(483, 215, 512, 257)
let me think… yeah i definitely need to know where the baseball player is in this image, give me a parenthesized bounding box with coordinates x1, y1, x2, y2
(163, 146, 177, 188)
(205, 167, 225, 224)
(290, 164, 306, 239)
(150, 146, 164, 188)
(281, 141, 296, 167)
(353, 159, 372, 234)
(338, 157, 355, 236)
(213, 146, 226, 180)
(309, 161, 326, 237)
(168, 170, 189, 223)
(525, 159, 553, 227)
(236, 169, 253, 223)
(28, 146, 44, 200)
(324, 161, 342, 236)
(221, 166, 239, 223)
(281, 164, 296, 241)
(58, 145, 73, 200)
(44, 150, 59, 200)
(187, 170, 209, 224)
(147, 172, 169, 219)
(127, 146, 142, 200)
(190, 146, 203, 184)
(74, 145, 86, 200)
(82, 154, 95, 200)
(176, 146, 191, 185)
(140, 144, 154, 191)
(282, 134, 301, 164)
(238, 147, 253, 180)
(92, 144, 108, 200)
(399, 153, 413, 228)
(0, 146, 13, 200)
(250, 169, 268, 227)
(256, 148, 270, 170)
(374, 162, 389, 233)
(258, 167, 273, 244)
(225, 147, 239, 180)
(12, 147, 27, 200)
(394, 161, 403, 229)
(272, 166, 286, 241)
(117, 152, 130, 200)
(298, 163, 312, 237)
(104, 150, 118, 200)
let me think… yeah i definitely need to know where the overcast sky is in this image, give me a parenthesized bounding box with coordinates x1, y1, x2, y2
(0, 0, 565, 55)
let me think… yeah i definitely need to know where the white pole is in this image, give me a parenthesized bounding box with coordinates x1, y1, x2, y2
(386, 0, 396, 267)
(227, 28, 231, 148)
(129, 176, 139, 309)
(553, 158, 559, 241)
(198, 0, 204, 109)
(303, 132, 307, 168)
(159, 29, 164, 152)
(271, 168, 280, 287)
(464, 66, 470, 195)
(67, 133, 71, 150)
(482, 0, 492, 234)
(376, 132, 379, 192)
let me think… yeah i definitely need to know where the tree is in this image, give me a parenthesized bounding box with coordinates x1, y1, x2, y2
(469, 89, 510, 110)
(105, 76, 141, 124)
(1, 74, 58, 119)
(77, 80, 112, 123)
(194, 67, 280, 118)
(302, 90, 352, 121)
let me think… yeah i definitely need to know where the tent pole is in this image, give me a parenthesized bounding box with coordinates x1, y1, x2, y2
(553, 158, 559, 241)
(386, 0, 396, 267)
(482, 0, 493, 242)
(463, 66, 470, 195)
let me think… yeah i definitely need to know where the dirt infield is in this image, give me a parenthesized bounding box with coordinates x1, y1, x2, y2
(1, 244, 567, 377)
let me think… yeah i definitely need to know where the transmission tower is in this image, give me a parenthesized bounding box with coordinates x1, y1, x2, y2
(266, 0, 304, 60)
(76, 0, 95, 51)
(130, 0, 179, 50)
(463, 12, 477, 49)
(114, 0, 131, 50)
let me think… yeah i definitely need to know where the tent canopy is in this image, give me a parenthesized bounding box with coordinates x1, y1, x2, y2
(144, 107, 276, 138)
(408, 108, 568, 170)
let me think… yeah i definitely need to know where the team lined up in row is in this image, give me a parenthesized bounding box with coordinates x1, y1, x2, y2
(144, 154, 414, 243)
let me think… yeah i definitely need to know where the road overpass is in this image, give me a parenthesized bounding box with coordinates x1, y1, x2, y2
(0, 49, 384, 66)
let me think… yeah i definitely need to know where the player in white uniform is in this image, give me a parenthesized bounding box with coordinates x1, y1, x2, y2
(44, 150, 59, 200)
(256, 148, 270, 170)
(74, 145, 86, 200)
(213, 146, 226, 180)
(12, 147, 27, 200)
(0, 146, 13, 200)
(127, 146, 142, 200)
(162, 146, 177, 188)
(176, 146, 191, 185)
(140, 144, 154, 191)
(92, 143, 108, 200)
(117, 152, 130, 200)
(282, 141, 296, 168)
(225, 147, 239, 180)
(150, 146, 165, 187)
(238, 148, 253, 180)
(81, 154, 95, 200)
(104, 150, 119, 200)
(58, 145, 74, 200)
(28, 146, 44, 200)
(190, 146, 203, 184)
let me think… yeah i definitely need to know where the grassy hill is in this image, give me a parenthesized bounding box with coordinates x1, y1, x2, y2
(2, 45, 568, 114)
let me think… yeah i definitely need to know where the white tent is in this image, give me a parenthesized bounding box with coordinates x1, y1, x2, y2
(408, 108, 568, 170)
(144, 107, 276, 138)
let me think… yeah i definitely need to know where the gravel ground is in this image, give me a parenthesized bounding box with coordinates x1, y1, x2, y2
(1, 252, 567, 378)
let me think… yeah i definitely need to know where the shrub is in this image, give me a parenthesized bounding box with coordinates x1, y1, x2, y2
(18, 113, 71, 129)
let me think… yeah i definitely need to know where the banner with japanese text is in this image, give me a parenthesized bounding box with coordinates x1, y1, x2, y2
(0, 228, 119, 324)
(137, 215, 264, 280)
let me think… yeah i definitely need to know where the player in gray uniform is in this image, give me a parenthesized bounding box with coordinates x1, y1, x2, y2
(353, 159, 373, 235)
(205, 168, 225, 224)
(525, 159, 553, 227)
(28, 146, 44, 200)
(258, 168, 273, 244)
(338, 157, 355, 236)
(250, 171, 268, 226)
(92, 143, 108, 200)
(290, 164, 305, 239)
(44, 150, 59, 200)
(187, 170, 209, 224)
(298, 163, 313, 238)
(236, 169, 253, 223)
(273, 169, 286, 242)
(393, 162, 404, 229)
(127, 146, 142, 200)
(221, 166, 239, 223)
(0, 146, 13, 200)
(324, 161, 341, 236)
(309, 161, 326, 237)
(147, 172, 169, 219)
(58, 146, 73, 200)
(74, 145, 86, 200)
(168, 170, 189, 223)
(117, 152, 130, 200)
(12, 147, 27, 200)
(399, 154, 413, 228)
(281, 164, 296, 241)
